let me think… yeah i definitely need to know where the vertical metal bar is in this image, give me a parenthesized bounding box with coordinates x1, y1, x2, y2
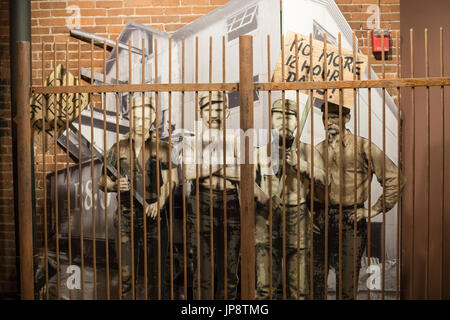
(267, 34, 273, 300)
(295, 34, 301, 300)
(54, 42, 61, 300)
(222, 35, 228, 300)
(425, 28, 431, 299)
(42, 41, 49, 300)
(10, 0, 32, 298)
(440, 27, 445, 301)
(181, 37, 187, 300)
(239, 35, 255, 300)
(115, 39, 122, 300)
(15, 41, 34, 300)
(396, 30, 401, 301)
(128, 39, 135, 300)
(281, 33, 287, 301)
(169, 37, 174, 300)
(77, 40, 85, 300)
(352, 33, 358, 300)
(65, 40, 72, 301)
(155, 38, 162, 300)
(208, 36, 214, 300)
(195, 36, 201, 300)
(323, 33, 329, 301)
(90, 39, 97, 300)
(338, 33, 343, 301)
(410, 28, 416, 300)
(367, 30, 373, 301)
(142, 38, 148, 300)
(309, 32, 315, 300)
(381, 29, 387, 301)
(104, 40, 110, 300)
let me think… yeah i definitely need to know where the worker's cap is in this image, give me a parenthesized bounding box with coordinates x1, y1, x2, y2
(132, 96, 156, 109)
(199, 91, 227, 110)
(320, 101, 350, 115)
(271, 99, 298, 116)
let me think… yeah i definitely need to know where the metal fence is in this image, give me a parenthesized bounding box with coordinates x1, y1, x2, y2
(25, 30, 450, 300)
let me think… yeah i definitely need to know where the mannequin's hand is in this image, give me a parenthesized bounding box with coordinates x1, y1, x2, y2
(117, 177, 130, 192)
(146, 202, 159, 219)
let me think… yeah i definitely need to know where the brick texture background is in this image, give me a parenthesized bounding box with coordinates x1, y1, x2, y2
(0, 0, 400, 298)
(0, 0, 17, 298)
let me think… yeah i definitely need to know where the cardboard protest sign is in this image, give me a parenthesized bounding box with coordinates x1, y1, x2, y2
(273, 31, 368, 109)
(30, 64, 89, 153)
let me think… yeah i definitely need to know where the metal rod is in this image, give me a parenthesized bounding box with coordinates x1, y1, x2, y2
(367, 30, 373, 301)
(104, 40, 110, 300)
(209, 36, 214, 300)
(239, 35, 255, 300)
(32, 78, 450, 95)
(65, 40, 72, 301)
(90, 39, 97, 300)
(410, 28, 416, 300)
(15, 41, 34, 300)
(42, 41, 49, 300)
(222, 35, 228, 300)
(352, 32, 358, 300)
(69, 29, 145, 57)
(281, 33, 287, 300)
(155, 38, 162, 300)
(323, 33, 329, 301)
(181, 37, 187, 300)
(142, 38, 148, 300)
(169, 37, 174, 300)
(54, 43, 61, 300)
(425, 27, 431, 299)
(338, 32, 343, 301)
(295, 33, 301, 300)
(78, 40, 85, 300)
(115, 39, 122, 300)
(396, 30, 401, 301)
(267, 34, 273, 300)
(195, 36, 201, 300)
(440, 26, 445, 301)
(309, 32, 315, 300)
(128, 39, 135, 300)
(381, 29, 386, 301)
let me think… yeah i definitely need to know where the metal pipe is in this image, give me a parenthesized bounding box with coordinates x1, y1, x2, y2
(239, 35, 255, 300)
(13, 41, 34, 300)
(69, 29, 145, 56)
(10, 0, 33, 300)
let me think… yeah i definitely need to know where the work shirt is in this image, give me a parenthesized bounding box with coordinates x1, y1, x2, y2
(98, 135, 166, 210)
(255, 139, 325, 207)
(315, 129, 406, 213)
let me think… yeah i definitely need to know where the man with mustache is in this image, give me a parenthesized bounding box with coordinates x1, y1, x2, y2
(184, 91, 241, 299)
(313, 102, 406, 300)
(254, 98, 326, 299)
(99, 96, 178, 299)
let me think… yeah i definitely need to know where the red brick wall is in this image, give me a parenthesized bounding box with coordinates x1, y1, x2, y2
(0, 0, 18, 298)
(337, 0, 401, 101)
(0, 0, 400, 297)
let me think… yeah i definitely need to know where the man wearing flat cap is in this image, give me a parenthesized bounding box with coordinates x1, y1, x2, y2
(99, 95, 178, 299)
(183, 91, 241, 299)
(313, 101, 406, 300)
(254, 98, 326, 299)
